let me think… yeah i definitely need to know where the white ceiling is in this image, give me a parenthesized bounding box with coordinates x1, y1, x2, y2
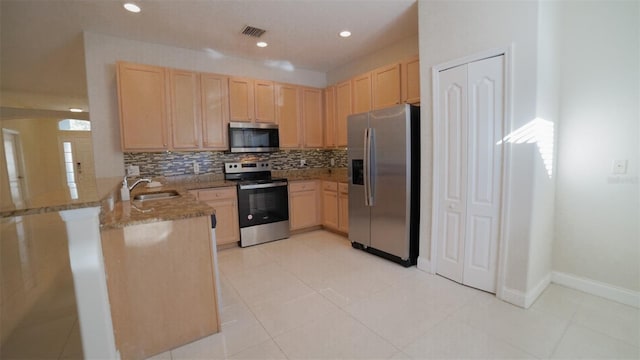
(0, 0, 418, 104)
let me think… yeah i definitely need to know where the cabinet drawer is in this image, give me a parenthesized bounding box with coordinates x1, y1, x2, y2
(197, 187, 237, 201)
(323, 181, 338, 192)
(339, 183, 349, 194)
(289, 180, 317, 192)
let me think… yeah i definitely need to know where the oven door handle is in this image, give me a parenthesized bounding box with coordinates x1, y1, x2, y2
(239, 181, 288, 190)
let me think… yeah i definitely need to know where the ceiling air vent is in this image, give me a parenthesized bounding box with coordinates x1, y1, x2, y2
(241, 25, 266, 38)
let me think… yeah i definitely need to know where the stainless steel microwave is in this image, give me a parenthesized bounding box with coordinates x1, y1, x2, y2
(228, 122, 279, 153)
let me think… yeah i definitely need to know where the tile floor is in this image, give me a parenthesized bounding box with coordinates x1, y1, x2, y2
(147, 230, 639, 359)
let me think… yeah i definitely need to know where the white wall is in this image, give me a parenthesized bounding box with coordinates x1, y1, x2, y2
(83, 32, 326, 178)
(418, 0, 548, 301)
(554, 1, 640, 292)
(326, 34, 419, 85)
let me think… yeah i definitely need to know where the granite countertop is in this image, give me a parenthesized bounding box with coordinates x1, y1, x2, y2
(99, 179, 237, 230)
(1, 168, 348, 227)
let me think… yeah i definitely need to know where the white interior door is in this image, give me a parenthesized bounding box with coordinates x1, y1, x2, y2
(436, 64, 468, 283)
(436, 55, 504, 293)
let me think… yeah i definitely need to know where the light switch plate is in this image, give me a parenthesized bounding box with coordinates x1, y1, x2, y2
(127, 165, 140, 176)
(612, 159, 627, 174)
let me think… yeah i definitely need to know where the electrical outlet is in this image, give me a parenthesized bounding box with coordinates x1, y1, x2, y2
(300, 159, 307, 167)
(612, 159, 627, 174)
(193, 161, 200, 175)
(127, 165, 140, 176)
(330, 158, 335, 167)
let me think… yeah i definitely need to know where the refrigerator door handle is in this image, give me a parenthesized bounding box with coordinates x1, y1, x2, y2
(363, 128, 370, 206)
(368, 127, 375, 206)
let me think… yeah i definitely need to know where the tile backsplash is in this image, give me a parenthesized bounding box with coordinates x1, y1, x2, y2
(124, 149, 347, 178)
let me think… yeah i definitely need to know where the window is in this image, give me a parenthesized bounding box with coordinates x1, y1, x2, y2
(58, 119, 91, 131)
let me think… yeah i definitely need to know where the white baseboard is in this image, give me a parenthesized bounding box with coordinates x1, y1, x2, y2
(525, 273, 551, 308)
(499, 273, 551, 309)
(416, 256, 433, 273)
(500, 287, 526, 308)
(551, 271, 640, 308)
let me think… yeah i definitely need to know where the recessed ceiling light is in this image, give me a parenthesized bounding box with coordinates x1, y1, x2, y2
(123, 3, 141, 13)
(256, 41, 268, 48)
(69, 108, 83, 113)
(339, 30, 351, 38)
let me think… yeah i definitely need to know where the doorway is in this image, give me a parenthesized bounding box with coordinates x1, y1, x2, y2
(431, 53, 508, 294)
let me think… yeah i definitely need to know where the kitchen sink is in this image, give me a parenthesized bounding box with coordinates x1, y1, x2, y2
(133, 190, 180, 201)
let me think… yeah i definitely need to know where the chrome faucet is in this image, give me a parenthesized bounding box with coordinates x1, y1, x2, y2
(124, 176, 152, 192)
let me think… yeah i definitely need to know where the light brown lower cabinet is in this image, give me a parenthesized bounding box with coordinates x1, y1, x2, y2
(322, 181, 349, 234)
(101, 216, 220, 360)
(191, 187, 240, 245)
(289, 180, 321, 230)
(338, 182, 349, 233)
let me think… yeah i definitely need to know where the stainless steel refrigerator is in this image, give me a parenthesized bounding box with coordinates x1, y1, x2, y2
(348, 104, 420, 267)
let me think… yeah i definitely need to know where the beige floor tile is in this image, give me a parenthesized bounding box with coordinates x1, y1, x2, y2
(252, 291, 339, 337)
(530, 284, 589, 320)
(145, 350, 173, 360)
(551, 324, 640, 359)
(274, 309, 398, 359)
(218, 246, 274, 274)
(318, 267, 392, 308)
(402, 318, 536, 359)
(227, 339, 287, 360)
(455, 297, 569, 358)
(224, 263, 301, 300)
(572, 295, 640, 347)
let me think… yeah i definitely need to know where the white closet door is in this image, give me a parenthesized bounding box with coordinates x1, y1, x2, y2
(463, 56, 504, 293)
(435, 55, 504, 293)
(436, 64, 468, 283)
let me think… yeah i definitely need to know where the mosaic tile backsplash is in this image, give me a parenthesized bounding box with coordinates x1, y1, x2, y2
(124, 149, 348, 178)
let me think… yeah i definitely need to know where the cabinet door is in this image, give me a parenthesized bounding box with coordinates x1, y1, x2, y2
(372, 63, 401, 110)
(201, 73, 229, 149)
(276, 84, 301, 148)
(205, 198, 240, 245)
(302, 87, 323, 148)
(324, 86, 336, 148)
(229, 77, 254, 122)
(289, 181, 320, 230)
(168, 69, 201, 149)
(352, 73, 372, 114)
(402, 56, 420, 104)
(117, 62, 169, 150)
(335, 80, 352, 147)
(338, 183, 349, 233)
(322, 181, 338, 229)
(255, 80, 275, 123)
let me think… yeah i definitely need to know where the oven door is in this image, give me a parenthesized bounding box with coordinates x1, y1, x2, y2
(237, 181, 289, 228)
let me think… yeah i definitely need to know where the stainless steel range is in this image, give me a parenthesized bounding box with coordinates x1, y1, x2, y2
(224, 161, 290, 247)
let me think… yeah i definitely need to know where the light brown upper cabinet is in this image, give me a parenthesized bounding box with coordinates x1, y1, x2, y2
(118, 62, 231, 152)
(117, 62, 170, 151)
(324, 86, 336, 148)
(335, 80, 352, 147)
(352, 72, 372, 114)
(228, 77, 255, 122)
(301, 87, 323, 148)
(276, 83, 301, 148)
(372, 63, 401, 110)
(229, 77, 275, 123)
(168, 69, 201, 149)
(401, 56, 420, 104)
(254, 80, 276, 123)
(200, 73, 230, 149)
